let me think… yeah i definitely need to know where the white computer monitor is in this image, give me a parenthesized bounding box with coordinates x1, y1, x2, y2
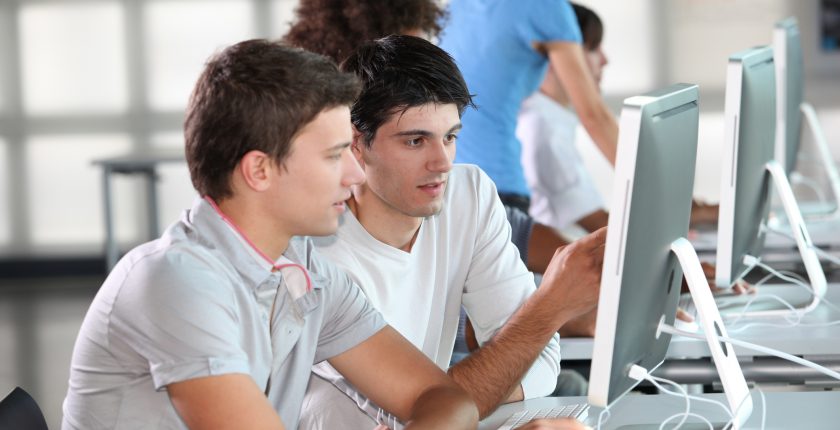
(589, 83, 752, 428)
(774, 16, 840, 216)
(715, 45, 826, 314)
(774, 17, 804, 176)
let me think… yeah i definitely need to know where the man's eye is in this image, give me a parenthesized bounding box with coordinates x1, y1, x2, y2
(407, 138, 422, 147)
(445, 134, 458, 143)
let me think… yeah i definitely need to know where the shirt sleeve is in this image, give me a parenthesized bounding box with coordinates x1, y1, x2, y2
(517, 0, 582, 45)
(308, 245, 387, 363)
(461, 167, 562, 399)
(109, 251, 251, 390)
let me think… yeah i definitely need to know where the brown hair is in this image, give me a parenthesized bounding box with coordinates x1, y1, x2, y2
(283, 0, 446, 64)
(184, 39, 360, 199)
(571, 3, 604, 51)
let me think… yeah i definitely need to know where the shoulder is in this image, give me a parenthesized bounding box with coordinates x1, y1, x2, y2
(113, 240, 238, 314)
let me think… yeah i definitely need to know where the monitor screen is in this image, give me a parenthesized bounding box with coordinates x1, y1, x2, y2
(774, 17, 804, 175)
(589, 83, 699, 408)
(715, 46, 776, 288)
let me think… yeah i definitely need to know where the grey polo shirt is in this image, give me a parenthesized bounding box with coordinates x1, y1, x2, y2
(62, 197, 386, 429)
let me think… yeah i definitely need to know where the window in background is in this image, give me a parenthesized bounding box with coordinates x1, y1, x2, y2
(0, 139, 9, 246)
(145, 0, 256, 111)
(0, 6, 12, 113)
(150, 132, 196, 226)
(576, 0, 656, 96)
(271, 0, 299, 37)
(25, 134, 139, 247)
(667, 0, 791, 91)
(19, 2, 127, 115)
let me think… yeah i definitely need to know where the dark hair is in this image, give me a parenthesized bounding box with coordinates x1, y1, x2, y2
(184, 39, 360, 199)
(571, 3, 604, 51)
(341, 35, 475, 147)
(283, 0, 446, 64)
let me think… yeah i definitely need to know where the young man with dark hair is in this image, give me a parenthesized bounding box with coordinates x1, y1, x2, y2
(62, 39, 478, 430)
(299, 35, 601, 430)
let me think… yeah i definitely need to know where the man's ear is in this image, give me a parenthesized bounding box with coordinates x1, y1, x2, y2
(238, 150, 273, 192)
(351, 125, 366, 166)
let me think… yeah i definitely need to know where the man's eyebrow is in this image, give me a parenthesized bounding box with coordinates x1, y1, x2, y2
(392, 123, 463, 137)
(392, 129, 433, 138)
(324, 141, 352, 152)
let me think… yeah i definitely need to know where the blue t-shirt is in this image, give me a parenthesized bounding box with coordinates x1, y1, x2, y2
(439, 0, 582, 196)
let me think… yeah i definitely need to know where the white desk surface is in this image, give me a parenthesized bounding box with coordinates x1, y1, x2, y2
(480, 390, 840, 430)
(559, 282, 840, 361)
(690, 216, 840, 255)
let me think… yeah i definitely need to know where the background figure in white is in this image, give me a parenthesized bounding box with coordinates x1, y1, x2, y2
(517, 2, 610, 240)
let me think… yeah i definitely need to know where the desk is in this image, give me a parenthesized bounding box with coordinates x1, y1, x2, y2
(93, 150, 185, 270)
(689, 216, 840, 264)
(558, 283, 840, 384)
(480, 390, 840, 429)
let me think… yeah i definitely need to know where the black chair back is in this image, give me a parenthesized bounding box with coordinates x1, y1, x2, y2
(0, 387, 48, 430)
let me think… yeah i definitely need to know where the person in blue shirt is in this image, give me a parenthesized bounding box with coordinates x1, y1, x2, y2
(439, 0, 619, 207)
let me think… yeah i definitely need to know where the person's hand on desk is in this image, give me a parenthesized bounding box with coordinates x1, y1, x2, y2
(514, 417, 592, 430)
(675, 261, 756, 323)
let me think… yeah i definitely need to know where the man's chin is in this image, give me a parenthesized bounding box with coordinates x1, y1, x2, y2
(407, 202, 444, 218)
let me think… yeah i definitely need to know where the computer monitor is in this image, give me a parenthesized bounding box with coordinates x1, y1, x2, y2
(589, 83, 751, 428)
(774, 17, 840, 216)
(715, 46, 776, 289)
(715, 45, 826, 313)
(774, 17, 804, 175)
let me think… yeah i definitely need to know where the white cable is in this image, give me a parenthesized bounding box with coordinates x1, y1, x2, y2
(645, 374, 735, 430)
(660, 324, 840, 381)
(595, 403, 612, 430)
(647, 376, 692, 430)
(753, 260, 840, 315)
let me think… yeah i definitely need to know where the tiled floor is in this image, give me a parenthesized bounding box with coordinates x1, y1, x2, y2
(0, 276, 103, 429)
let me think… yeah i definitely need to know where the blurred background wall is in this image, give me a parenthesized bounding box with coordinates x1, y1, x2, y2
(0, 0, 837, 428)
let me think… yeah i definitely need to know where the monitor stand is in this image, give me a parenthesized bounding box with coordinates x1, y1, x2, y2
(614, 240, 752, 429)
(790, 102, 840, 219)
(744, 160, 827, 318)
(667, 238, 752, 430)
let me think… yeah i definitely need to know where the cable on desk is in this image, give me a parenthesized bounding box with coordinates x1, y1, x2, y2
(717, 256, 840, 333)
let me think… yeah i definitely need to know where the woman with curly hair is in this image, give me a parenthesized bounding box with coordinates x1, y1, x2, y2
(283, 0, 445, 64)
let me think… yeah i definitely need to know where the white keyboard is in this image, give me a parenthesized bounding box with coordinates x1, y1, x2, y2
(497, 404, 589, 430)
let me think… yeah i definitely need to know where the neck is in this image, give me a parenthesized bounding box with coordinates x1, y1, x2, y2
(213, 196, 290, 262)
(539, 75, 571, 107)
(348, 185, 422, 252)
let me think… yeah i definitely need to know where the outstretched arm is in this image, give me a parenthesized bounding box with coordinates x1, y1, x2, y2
(543, 41, 618, 165)
(449, 228, 607, 418)
(329, 326, 479, 429)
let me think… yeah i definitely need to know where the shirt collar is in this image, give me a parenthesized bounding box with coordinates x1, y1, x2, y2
(184, 197, 279, 288)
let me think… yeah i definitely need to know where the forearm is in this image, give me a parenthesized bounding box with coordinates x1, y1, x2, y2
(448, 288, 568, 418)
(527, 222, 569, 274)
(577, 104, 618, 165)
(403, 385, 479, 430)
